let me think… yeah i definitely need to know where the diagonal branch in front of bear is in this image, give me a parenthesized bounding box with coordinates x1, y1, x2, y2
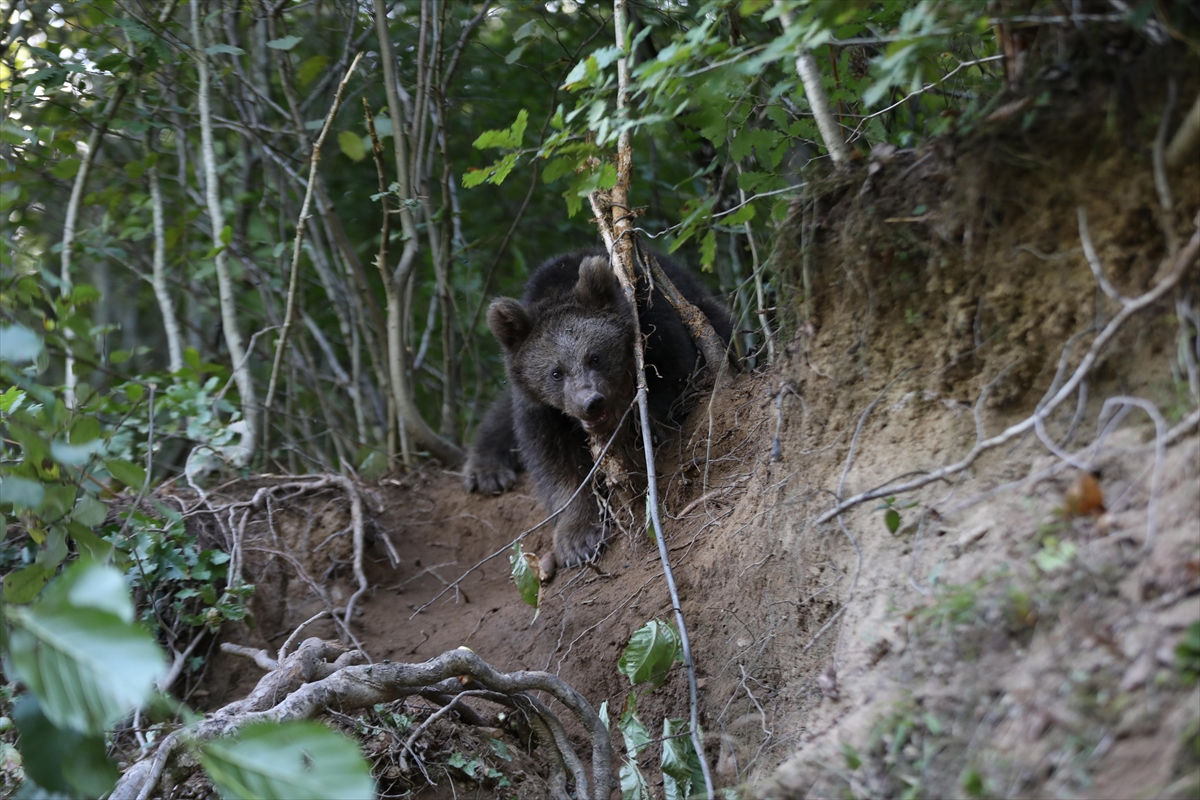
(636, 243, 738, 391)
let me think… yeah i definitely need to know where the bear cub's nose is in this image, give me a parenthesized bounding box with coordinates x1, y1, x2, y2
(583, 393, 606, 416)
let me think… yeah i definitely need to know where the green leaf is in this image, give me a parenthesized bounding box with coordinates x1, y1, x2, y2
(472, 109, 528, 150)
(67, 521, 113, 561)
(723, 204, 756, 226)
(105, 458, 146, 488)
(0, 475, 45, 509)
(13, 694, 118, 798)
(266, 35, 302, 51)
(0, 324, 44, 363)
(618, 694, 652, 800)
(618, 619, 682, 689)
(109, 348, 131, 364)
(51, 438, 103, 466)
(338, 130, 366, 162)
(0, 385, 25, 412)
(297, 55, 329, 87)
(662, 718, 702, 800)
(50, 158, 81, 180)
(885, 508, 901, 534)
(70, 495, 108, 528)
(69, 415, 102, 444)
(574, 162, 617, 197)
(220, 224, 233, 246)
(3, 563, 51, 604)
(505, 43, 527, 65)
(542, 157, 578, 184)
(513, 19, 549, 42)
(200, 721, 375, 800)
(699, 229, 717, 272)
(205, 44, 245, 56)
(510, 542, 540, 608)
(6, 562, 165, 733)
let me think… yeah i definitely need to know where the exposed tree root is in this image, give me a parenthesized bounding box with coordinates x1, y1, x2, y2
(110, 638, 614, 800)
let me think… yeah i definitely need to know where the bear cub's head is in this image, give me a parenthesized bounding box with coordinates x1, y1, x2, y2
(488, 256, 636, 436)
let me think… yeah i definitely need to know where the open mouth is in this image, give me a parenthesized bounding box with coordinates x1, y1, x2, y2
(580, 409, 610, 430)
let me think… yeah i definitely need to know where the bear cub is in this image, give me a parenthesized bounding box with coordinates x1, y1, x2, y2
(463, 249, 733, 572)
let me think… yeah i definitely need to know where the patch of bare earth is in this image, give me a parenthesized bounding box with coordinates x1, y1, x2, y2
(186, 83, 1200, 798)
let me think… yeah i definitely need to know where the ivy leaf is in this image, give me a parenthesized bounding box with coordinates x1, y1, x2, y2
(266, 35, 302, 51)
(618, 619, 682, 689)
(200, 721, 375, 800)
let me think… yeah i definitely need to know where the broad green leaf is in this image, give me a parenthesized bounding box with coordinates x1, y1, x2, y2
(618, 619, 682, 689)
(109, 348, 131, 364)
(357, 450, 388, 481)
(67, 521, 113, 561)
(885, 508, 901, 534)
(618, 694, 652, 800)
(69, 415, 101, 444)
(297, 54, 329, 86)
(200, 721, 375, 800)
(12, 694, 118, 798)
(505, 43, 527, 65)
(70, 495, 108, 528)
(338, 130, 366, 162)
(5, 562, 165, 733)
(510, 542, 539, 608)
(266, 35, 302, 50)
(105, 458, 146, 488)
(51, 438, 103, 466)
(205, 44, 245, 56)
(220, 224, 233, 246)
(50, 158, 81, 179)
(3, 563, 51, 603)
(662, 718, 704, 800)
(0, 475, 45, 509)
(0, 324, 44, 363)
(618, 693, 652, 757)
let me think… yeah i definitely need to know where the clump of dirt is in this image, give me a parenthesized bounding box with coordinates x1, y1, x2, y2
(187, 67, 1200, 798)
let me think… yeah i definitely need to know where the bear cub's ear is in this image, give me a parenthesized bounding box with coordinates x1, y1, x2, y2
(574, 255, 620, 309)
(488, 298, 533, 351)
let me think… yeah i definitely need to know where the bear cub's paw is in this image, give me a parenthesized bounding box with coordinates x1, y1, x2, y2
(462, 456, 517, 495)
(553, 522, 607, 568)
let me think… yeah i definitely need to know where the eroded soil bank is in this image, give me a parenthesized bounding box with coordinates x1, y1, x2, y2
(194, 78, 1200, 799)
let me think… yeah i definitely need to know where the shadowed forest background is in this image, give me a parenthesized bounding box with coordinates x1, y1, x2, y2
(2, 1, 1200, 798)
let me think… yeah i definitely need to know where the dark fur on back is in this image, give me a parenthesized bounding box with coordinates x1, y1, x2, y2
(463, 249, 733, 570)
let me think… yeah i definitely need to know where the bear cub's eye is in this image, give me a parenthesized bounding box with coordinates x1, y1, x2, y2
(589, 354, 601, 367)
(552, 369, 562, 381)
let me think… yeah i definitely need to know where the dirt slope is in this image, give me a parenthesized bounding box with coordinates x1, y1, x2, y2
(197, 79, 1200, 799)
